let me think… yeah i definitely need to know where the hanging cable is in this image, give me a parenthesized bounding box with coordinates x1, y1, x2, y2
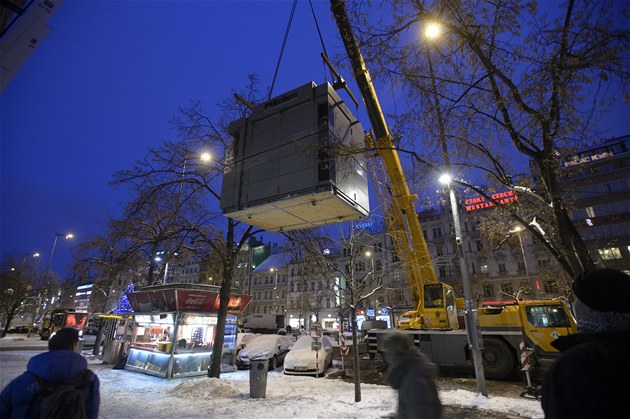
(269, 0, 298, 100)
(309, 0, 335, 82)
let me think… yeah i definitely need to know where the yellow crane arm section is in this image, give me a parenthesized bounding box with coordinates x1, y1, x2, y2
(330, 0, 437, 310)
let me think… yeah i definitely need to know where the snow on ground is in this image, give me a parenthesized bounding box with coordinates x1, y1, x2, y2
(0, 336, 544, 418)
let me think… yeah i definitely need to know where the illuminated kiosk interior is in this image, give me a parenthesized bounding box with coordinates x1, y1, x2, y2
(124, 284, 252, 378)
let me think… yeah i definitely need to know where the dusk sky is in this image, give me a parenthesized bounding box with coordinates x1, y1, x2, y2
(1, 0, 628, 279)
(1, 0, 354, 277)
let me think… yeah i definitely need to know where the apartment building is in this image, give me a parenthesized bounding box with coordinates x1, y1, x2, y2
(559, 135, 630, 272)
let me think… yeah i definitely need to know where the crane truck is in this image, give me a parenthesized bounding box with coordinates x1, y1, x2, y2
(329, 0, 576, 379)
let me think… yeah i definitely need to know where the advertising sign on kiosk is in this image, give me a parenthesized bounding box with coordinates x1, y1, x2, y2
(124, 284, 252, 378)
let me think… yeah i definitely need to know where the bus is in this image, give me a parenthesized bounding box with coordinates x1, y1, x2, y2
(39, 309, 88, 340)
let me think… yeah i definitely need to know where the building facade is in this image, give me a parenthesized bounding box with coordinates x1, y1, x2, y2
(560, 135, 630, 272)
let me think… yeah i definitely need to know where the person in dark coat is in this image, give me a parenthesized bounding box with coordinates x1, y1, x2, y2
(542, 268, 630, 419)
(0, 327, 100, 419)
(381, 331, 442, 419)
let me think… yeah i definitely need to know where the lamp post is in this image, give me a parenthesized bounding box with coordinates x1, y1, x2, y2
(510, 227, 536, 299)
(48, 233, 73, 270)
(30, 234, 72, 336)
(21, 252, 40, 270)
(439, 173, 487, 396)
(270, 268, 278, 313)
(155, 251, 178, 285)
(364, 251, 375, 282)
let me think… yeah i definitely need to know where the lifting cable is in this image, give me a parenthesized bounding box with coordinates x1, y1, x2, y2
(308, 0, 336, 82)
(268, 0, 336, 100)
(268, 0, 298, 100)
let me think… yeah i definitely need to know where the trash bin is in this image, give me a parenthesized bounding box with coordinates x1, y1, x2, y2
(249, 358, 269, 398)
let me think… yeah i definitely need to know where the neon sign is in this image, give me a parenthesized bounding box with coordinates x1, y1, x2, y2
(464, 190, 518, 212)
(563, 151, 614, 168)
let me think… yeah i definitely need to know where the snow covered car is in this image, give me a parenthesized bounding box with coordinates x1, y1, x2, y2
(283, 335, 333, 377)
(236, 334, 293, 370)
(236, 332, 258, 352)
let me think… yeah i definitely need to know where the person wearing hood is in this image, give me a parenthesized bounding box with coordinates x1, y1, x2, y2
(542, 268, 630, 419)
(0, 327, 100, 419)
(381, 331, 442, 419)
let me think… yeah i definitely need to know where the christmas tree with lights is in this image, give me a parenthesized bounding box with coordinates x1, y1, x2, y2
(113, 283, 135, 314)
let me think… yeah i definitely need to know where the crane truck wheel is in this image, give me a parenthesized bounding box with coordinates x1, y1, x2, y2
(481, 338, 516, 380)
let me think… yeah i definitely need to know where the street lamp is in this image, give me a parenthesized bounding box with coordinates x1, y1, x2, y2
(364, 250, 376, 284)
(270, 268, 278, 313)
(21, 252, 40, 269)
(439, 173, 487, 396)
(510, 226, 536, 299)
(155, 251, 178, 285)
(424, 21, 443, 40)
(48, 233, 74, 270)
(31, 233, 72, 336)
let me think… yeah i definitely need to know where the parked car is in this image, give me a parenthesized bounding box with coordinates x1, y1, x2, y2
(236, 334, 293, 370)
(8, 325, 29, 334)
(235, 332, 258, 352)
(284, 335, 333, 377)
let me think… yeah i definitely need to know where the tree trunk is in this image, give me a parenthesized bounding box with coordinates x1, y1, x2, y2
(1, 312, 16, 338)
(208, 221, 236, 378)
(93, 320, 107, 356)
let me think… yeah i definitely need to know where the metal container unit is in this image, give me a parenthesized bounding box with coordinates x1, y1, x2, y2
(220, 82, 369, 232)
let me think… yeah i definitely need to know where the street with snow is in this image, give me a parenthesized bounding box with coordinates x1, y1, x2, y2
(0, 335, 544, 418)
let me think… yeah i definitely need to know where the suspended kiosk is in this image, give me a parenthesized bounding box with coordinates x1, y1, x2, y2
(220, 81, 369, 231)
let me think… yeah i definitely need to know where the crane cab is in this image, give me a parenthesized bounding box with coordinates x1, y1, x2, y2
(397, 283, 459, 330)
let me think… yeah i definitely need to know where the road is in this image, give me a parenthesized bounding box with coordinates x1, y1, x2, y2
(1, 335, 542, 418)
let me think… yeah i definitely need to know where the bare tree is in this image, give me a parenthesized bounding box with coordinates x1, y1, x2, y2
(0, 256, 41, 337)
(111, 75, 265, 377)
(343, 0, 630, 280)
(286, 226, 389, 402)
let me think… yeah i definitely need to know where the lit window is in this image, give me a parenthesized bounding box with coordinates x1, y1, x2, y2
(598, 247, 622, 260)
(481, 264, 489, 274)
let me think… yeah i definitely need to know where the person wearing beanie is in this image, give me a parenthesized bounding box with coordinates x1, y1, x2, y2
(380, 331, 442, 419)
(0, 327, 100, 418)
(542, 268, 630, 419)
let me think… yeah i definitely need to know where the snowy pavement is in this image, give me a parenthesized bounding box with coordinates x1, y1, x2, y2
(0, 336, 544, 418)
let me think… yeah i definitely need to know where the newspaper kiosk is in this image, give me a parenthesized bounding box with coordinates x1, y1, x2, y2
(124, 284, 252, 378)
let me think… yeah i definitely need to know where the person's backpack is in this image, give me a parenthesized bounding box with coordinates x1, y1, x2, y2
(35, 369, 93, 419)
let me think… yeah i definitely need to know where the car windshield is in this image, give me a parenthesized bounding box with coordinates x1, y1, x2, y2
(292, 335, 330, 350)
(526, 304, 572, 327)
(245, 335, 281, 351)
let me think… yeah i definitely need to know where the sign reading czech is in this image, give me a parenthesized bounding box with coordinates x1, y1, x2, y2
(465, 190, 517, 212)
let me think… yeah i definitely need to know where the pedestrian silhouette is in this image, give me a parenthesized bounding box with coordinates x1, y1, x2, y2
(542, 268, 630, 418)
(381, 331, 442, 419)
(0, 327, 100, 419)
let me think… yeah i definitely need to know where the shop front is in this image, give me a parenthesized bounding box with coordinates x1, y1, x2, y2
(125, 284, 251, 378)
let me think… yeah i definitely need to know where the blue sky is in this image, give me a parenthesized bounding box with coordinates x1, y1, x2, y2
(1, 0, 628, 279)
(1, 0, 350, 277)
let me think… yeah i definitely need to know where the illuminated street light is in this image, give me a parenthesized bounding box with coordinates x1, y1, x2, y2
(200, 152, 211, 162)
(48, 233, 74, 270)
(30, 233, 73, 336)
(424, 21, 442, 39)
(270, 268, 279, 313)
(21, 252, 40, 269)
(439, 173, 487, 396)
